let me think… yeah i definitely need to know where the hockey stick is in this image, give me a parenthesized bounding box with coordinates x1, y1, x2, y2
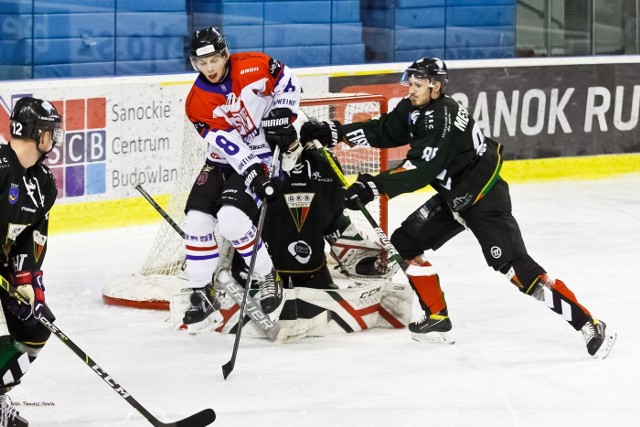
(135, 183, 186, 239)
(222, 145, 281, 379)
(134, 184, 283, 343)
(314, 141, 417, 287)
(0, 275, 216, 427)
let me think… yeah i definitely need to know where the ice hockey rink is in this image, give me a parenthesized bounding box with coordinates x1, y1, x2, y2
(7, 173, 639, 427)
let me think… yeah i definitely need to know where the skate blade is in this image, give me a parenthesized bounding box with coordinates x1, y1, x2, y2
(594, 330, 617, 359)
(411, 331, 455, 345)
(187, 311, 223, 336)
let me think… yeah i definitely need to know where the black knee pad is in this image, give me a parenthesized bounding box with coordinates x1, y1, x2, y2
(390, 227, 424, 260)
(400, 195, 446, 234)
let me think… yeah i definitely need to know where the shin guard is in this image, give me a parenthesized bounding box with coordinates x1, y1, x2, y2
(527, 274, 592, 331)
(406, 255, 446, 315)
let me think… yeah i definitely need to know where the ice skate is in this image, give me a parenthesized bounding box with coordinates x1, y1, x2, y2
(581, 318, 617, 359)
(256, 269, 284, 319)
(0, 394, 28, 427)
(409, 311, 455, 344)
(183, 283, 223, 334)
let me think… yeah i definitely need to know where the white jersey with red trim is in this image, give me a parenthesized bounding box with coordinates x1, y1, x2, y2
(185, 52, 300, 174)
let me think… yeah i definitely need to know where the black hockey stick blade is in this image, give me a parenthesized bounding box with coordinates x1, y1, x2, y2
(221, 359, 235, 380)
(162, 408, 216, 427)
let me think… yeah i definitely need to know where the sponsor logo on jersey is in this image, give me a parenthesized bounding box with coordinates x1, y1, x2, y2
(240, 67, 259, 75)
(284, 192, 314, 232)
(287, 240, 312, 264)
(8, 183, 18, 204)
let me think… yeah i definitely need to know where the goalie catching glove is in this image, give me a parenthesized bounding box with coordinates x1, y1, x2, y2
(262, 108, 298, 152)
(6, 270, 46, 326)
(299, 119, 344, 148)
(342, 174, 381, 210)
(329, 223, 399, 280)
(244, 162, 277, 201)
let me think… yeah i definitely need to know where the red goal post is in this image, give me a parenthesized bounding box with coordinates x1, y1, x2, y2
(102, 92, 389, 310)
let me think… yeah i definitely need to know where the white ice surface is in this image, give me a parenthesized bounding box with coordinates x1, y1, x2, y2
(9, 174, 640, 427)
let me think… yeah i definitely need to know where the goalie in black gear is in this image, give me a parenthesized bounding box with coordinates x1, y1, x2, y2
(1, 97, 63, 426)
(258, 115, 398, 290)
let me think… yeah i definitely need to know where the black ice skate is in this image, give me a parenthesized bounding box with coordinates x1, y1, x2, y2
(256, 269, 284, 318)
(0, 394, 28, 427)
(409, 310, 455, 344)
(183, 283, 222, 326)
(581, 318, 617, 359)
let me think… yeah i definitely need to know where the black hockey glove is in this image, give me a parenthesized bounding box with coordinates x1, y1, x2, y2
(6, 270, 46, 326)
(299, 119, 344, 148)
(342, 174, 380, 210)
(262, 108, 298, 152)
(244, 163, 277, 201)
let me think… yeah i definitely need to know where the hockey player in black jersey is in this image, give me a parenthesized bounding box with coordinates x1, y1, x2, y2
(0, 97, 63, 426)
(300, 57, 616, 358)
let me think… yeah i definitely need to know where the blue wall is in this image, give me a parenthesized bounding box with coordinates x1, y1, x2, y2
(0, 0, 516, 80)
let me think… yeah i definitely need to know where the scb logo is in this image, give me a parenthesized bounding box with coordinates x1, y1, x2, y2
(45, 130, 107, 197)
(47, 131, 106, 166)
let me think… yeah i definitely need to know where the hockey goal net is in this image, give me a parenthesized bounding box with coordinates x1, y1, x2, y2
(102, 92, 389, 309)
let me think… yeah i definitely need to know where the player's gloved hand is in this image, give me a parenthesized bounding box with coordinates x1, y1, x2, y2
(262, 108, 298, 152)
(299, 119, 344, 148)
(342, 174, 380, 210)
(6, 270, 46, 326)
(244, 163, 277, 201)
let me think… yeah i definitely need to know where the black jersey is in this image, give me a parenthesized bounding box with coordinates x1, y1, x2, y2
(262, 148, 350, 274)
(0, 143, 58, 275)
(341, 95, 503, 212)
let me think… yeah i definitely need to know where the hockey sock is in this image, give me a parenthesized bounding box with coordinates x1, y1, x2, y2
(406, 256, 447, 314)
(529, 274, 592, 331)
(218, 206, 273, 278)
(0, 336, 36, 390)
(184, 210, 220, 287)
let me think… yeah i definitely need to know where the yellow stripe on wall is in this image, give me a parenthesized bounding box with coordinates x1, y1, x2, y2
(48, 153, 640, 235)
(49, 194, 171, 235)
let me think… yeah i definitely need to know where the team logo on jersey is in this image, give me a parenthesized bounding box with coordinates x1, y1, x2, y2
(6, 223, 28, 244)
(284, 192, 314, 232)
(8, 183, 19, 204)
(287, 240, 311, 264)
(33, 230, 47, 262)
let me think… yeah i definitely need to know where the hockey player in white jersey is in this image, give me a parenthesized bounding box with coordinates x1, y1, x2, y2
(181, 26, 301, 332)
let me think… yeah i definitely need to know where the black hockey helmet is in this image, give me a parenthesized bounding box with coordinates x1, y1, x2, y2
(189, 26, 229, 69)
(9, 97, 64, 146)
(400, 57, 448, 91)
